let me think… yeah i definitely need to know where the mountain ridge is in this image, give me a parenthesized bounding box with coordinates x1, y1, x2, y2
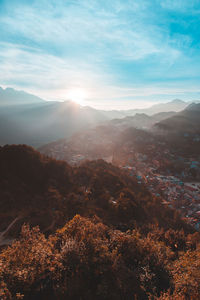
(0, 86, 45, 106)
(0, 86, 199, 147)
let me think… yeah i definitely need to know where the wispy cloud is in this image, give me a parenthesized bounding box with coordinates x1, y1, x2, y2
(0, 0, 200, 109)
(159, 0, 200, 12)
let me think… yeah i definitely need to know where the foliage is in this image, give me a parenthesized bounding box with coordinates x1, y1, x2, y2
(0, 216, 174, 299)
(0, 145, 199, 299)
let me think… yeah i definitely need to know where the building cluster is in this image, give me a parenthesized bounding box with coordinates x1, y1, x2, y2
(121, 149, 200, 229)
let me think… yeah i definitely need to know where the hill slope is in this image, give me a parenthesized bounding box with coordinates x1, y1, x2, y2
(0, 145, 199, 300)
(0, 101, 111, 147)
(154, 103, 200, 134)
(0, 145, 192, 240)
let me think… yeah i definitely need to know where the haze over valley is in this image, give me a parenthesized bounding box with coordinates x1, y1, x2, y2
(0, 86, 199, 146)
(1, 0, 200, 299)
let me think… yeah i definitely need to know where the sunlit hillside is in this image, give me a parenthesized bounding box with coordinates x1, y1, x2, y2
(1, 145, 200, 299)
(1, 0, 200, 299)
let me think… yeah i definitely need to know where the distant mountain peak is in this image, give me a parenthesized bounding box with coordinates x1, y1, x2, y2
(170, 99, 185, 104)
(185, 102, 200, 111)
(5, 87, 15, 92)
(0, 86, 45, 106)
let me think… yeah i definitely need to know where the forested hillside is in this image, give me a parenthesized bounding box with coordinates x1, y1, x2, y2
(0, 145, 200, 299)
(0, 145, 191, 235)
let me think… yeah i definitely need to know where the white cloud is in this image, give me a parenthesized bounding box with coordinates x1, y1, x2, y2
(0, 0, 199, 109)
(0, 42, 112, 99)
(0, 0, 181, 62)
(159, 0, 200, 12)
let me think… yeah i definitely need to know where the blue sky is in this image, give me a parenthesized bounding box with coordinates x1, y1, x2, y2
(0, 0, 200, 109)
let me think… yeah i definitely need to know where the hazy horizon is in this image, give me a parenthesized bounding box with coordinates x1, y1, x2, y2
(1, 84, 199, 111)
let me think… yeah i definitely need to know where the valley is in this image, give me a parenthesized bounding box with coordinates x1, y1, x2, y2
(1, 0, 200, 297)
(0, 88, 200, 299)
(40, 104, 200, 230)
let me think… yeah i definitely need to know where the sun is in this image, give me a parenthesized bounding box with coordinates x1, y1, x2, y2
(66, 88, 87, 105)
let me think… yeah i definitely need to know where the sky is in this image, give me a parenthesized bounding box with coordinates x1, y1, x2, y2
(0, 0, 200, 110)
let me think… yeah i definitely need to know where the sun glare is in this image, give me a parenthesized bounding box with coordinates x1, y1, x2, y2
(66, 88, 87, 105)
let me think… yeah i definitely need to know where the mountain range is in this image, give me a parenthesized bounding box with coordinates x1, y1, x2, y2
(0, 87, 45, 106)
(154, 103, 200, 135)
(0, 86, 199, 147)
(40, 102, 200, 164)
(108, 111, 177, 130)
